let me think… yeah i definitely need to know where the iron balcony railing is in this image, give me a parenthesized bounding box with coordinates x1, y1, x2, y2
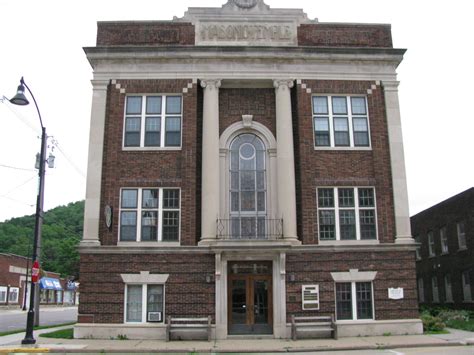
(217, 217, 283, 240)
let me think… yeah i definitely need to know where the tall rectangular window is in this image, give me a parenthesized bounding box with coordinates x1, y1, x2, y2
(440, 227, 448, 254)
(124, 95, 182, 148)
(415, 236, 421, 260)
(336, 282, 373, 321)
(312, 95, 370, 148)
(432, 276, 439, 303)
(462, 270, 472, 301)
(318, 187, 376, 241)
(428, 231, 435, 256)
(457, 222, 467, 249)
(125, 284, 164, 323)
(444, 274, 453, 302)
(418, 278, 424, 302)
(120, 188, 180, 242)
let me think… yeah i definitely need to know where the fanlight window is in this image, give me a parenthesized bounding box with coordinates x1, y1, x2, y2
(229, 134, 266, 238)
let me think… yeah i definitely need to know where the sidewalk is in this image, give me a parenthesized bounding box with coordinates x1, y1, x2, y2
(0, 328, 473, 353)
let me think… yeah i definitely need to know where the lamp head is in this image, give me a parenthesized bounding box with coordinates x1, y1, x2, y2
(10, 78, 29, 106)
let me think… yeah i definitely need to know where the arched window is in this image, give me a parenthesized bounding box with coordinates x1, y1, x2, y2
(229, 133, 266, 238)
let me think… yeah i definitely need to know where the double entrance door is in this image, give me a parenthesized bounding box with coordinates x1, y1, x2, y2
(228, 261, 273, 335)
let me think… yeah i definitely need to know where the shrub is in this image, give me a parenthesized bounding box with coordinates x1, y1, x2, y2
(421, 312, 445, 332)
(438, 310, 470, 323)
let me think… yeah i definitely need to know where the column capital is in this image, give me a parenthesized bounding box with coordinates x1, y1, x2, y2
(273, 79, 294, 90)
(201, 79, 222, 90)
(381, 80, 400, 92)
(90, 79, 110, 91)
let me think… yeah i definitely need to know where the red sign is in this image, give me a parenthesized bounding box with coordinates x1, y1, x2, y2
(31, 260, 40, 283)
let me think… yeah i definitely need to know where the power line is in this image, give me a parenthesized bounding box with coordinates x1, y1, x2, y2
(0, 163, 36, 172)
(0, 175, 37, 198)
(50, 139, 86, 179)
(0, 195, 35, 208)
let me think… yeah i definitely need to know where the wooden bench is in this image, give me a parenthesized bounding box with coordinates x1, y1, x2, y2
(291, 315, 337, 340)
(166, 316, 212, 341)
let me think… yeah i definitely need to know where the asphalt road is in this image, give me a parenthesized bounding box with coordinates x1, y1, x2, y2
(0, 306, 77, 333)
(245, 347, 474, 354)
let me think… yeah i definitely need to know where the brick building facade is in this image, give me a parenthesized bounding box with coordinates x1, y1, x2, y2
(76, 0, 420, 339)
(411, 188, 474, 310)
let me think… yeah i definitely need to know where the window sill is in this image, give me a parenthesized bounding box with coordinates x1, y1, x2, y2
(440, 252, 449, 256)
(335, 319, 374, 324)
(117, 241, 180, 247)
(462, 300, 474, 303)
(122, 147, 182, 151)
(457, 247, 468, 252)
(319, 240, 379, 246)
(314, 146, 372, 151)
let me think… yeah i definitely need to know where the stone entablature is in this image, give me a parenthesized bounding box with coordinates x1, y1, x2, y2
(179, 0, 314, 47)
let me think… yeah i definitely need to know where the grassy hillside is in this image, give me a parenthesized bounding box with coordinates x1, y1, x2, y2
(0, 201, 84, 278)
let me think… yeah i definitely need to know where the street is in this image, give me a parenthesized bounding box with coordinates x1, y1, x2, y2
(0, 306, 77, 333)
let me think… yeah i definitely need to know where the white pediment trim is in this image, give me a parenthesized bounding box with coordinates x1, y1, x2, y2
(121, 271, 169, 284)
(330, 269, 377, 282)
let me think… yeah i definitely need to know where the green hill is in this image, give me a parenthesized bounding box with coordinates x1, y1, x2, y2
(0, 201, 84, 278)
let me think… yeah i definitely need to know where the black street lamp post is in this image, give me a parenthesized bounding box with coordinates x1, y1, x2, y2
(10, 77, 47, 345)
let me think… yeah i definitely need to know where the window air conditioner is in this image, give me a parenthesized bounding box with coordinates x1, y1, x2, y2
(147, 312, 162, 322)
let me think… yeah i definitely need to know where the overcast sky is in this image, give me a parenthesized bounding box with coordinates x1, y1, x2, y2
(0, 0, 473, 223)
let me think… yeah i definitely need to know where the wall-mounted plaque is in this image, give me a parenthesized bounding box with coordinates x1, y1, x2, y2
(388, 287, 404, 300)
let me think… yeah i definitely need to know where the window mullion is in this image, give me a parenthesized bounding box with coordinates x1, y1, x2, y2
(355, 188, 360, 240)
(328, 96, 334, 147)
(158, 188, 163, 241)
(142, 284, 147, 323)
(334, 187, 340, 240)
(161, 98, 166, 148)
(352, 282, 357, 320)
(140, 97, 146, 147)
(137, 189, 142, 242)
(348, 97, 354, 147)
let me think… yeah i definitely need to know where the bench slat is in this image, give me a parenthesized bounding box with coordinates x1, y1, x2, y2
(170, 318, 209, 322)
(295, 317, 331, 321)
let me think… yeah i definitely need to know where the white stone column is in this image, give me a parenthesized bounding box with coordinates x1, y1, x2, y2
(81, 80, 109, 247)
(200, 79, 221, 242)
(383, 81, 413, 244)
(273, 79, 298, 241)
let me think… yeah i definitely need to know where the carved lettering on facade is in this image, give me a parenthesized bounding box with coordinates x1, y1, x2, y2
(198, 23, 296, 46)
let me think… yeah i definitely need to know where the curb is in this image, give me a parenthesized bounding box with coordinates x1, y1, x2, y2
(10, 340, 467, 353)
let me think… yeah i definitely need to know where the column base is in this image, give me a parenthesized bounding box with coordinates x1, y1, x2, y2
(394, 235, 415, 244)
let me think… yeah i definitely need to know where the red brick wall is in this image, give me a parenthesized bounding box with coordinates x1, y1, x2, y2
(286, 250, 419, 321)
(411, 187, 474, 310)
(219, 88, 276, 136)
(293, 80, 395, 244)
(0, 254, 29, 305)
(99, 79, 200, 246)
(298, 24, 393, 48)
(96, 22, 195, 46)
(78, 253, 215, 323)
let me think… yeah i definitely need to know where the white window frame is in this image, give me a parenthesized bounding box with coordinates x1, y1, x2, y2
(317, 187, 378, 242)
(440, 227, 448, 254)
(444, 274, 453, 303)
(124, 283, 165, 324)
(334, 281, 374, 321)
(119, 187, 181, 243)
(415, 235, 421, 260)
(123, 94, 183, 150)
(312, 95, 371, 150)
(432, 276, 439, 303)
(302, 285, 320, 310)
(0, 286, 7, 303)
(428, 231, 435, 257)
(462, 270, 472, 302)
(7, 287, 19, 303)
(418, 277, 424, 302)
(457, 222, 467, 250)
